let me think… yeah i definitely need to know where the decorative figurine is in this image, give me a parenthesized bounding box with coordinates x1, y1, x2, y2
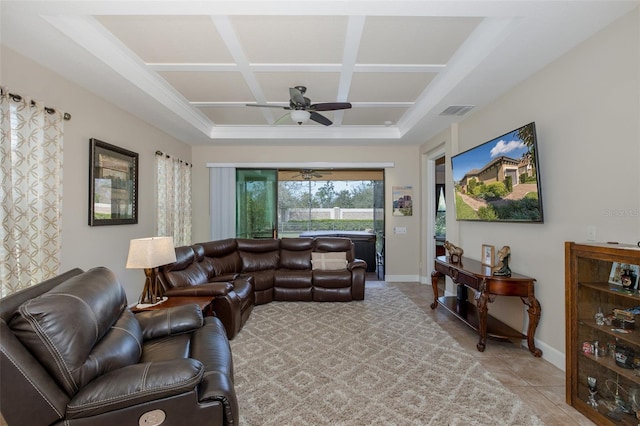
(443, 241, 464, 263)
(492, 245, 512, 276)
(621, 267, 637, 291)
(587, 376, 598, 409)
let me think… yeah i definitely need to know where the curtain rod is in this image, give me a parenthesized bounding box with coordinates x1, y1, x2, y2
(2, 89, 71, 121)
(155, 150, 192, 167)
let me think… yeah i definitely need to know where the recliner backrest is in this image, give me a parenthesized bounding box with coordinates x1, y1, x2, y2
(279, 238, 313, 270)
(313, 237, 355, 262)
(198, 239, 242, 277)
(8, 267, 142, 396)
(159, 246, 209, 289)
(237, 239, 280, 273)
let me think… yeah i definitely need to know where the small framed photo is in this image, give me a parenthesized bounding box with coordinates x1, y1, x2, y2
(481, 244, 495, 266)
(89, 138, 138, 226)
(609, 262, 640, 288)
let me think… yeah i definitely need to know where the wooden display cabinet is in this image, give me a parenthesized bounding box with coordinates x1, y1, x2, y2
(566, 242, 640, 425)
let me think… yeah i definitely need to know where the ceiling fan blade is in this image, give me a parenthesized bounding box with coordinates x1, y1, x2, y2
(246, 103, 289, 109)
(273, 113, 290, 125)
(289, 87, 306, 106)
(309, 102, 352, 111)
(309, 111, 333, 126)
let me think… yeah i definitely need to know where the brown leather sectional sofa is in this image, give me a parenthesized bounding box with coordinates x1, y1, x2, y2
(158, 237, 367, 339)
(0, 267, 237, 426)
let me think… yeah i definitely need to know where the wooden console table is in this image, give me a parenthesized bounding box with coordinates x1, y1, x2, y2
(431, 255, 542, 357)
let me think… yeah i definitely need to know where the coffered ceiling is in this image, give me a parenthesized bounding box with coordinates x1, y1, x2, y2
(1, 1, 637, 145)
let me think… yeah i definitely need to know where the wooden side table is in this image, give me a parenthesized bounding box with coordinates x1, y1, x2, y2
(131, 296, 214, 316)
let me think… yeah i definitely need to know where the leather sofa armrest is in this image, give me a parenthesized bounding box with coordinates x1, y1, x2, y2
(135, 304, 204, 341)
(199, 371, 239, 425)
(66, 359, 204, 419)
(164, 282, 234, 297)
(348, 259, 367, 271)
(209, 273, 239, 282)
(164, 281, 233, 298)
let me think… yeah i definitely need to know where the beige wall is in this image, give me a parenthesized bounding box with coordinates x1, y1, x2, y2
(191, 144, 423, 281)
(1, 46, 192, 304)
(421, 8, 640, 368)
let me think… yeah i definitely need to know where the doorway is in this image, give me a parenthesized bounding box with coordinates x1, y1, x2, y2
(435, 156, 446, 257)
(235, 168, 385, 276)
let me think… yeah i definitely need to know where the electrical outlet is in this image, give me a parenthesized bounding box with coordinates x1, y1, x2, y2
(587, 226, 596, 241)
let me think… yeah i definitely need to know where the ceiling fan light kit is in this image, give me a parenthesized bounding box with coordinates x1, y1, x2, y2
(247, 86, 351, 126)
(290, 109, 311, 125)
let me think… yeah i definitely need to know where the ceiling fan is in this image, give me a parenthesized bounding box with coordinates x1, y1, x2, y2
(290, 169, 332, 180)
(246, 86, 352, 126)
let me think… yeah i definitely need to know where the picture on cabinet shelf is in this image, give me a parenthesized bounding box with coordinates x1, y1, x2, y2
(609, 262, 640, 290)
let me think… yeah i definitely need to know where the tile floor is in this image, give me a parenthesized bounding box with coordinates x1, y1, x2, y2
(376, 278, 595, 426)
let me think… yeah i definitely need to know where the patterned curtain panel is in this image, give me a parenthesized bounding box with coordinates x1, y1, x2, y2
(0, 91, 64, 297)
(156, 153, 192, 247)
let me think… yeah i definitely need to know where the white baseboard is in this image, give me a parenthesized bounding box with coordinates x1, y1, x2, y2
(520, 339, 565, 371)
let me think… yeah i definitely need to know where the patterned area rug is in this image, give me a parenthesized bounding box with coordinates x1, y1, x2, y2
(230, 286, 543, 425)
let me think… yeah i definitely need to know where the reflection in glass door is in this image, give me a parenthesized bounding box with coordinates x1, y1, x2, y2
(236, 169, 277, 238)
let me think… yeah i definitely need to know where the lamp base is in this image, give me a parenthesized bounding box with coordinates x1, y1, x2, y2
(138, 268, 164, 305)
(136, 297, 168, 309)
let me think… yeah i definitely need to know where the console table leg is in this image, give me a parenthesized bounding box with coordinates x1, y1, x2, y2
(522, 295, 543, 357)
(476, 284, 488, 352)
(430, 271, 441, 309)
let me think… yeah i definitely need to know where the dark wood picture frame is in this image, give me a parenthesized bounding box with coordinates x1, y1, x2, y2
(89, 138, 138, 226)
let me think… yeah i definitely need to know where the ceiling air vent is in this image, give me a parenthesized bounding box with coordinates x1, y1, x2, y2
(440, 105, 475, 116)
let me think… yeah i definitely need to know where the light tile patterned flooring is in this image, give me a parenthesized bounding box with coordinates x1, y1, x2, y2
(379, 278, 595, 426)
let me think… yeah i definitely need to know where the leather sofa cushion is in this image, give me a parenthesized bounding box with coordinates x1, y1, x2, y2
(9, 267, 139, 396)
(237, 238, 280, 253)
(209, 252, 242, 277)
(239, 250, 279, 272)
(161, 246, 209, 289)
(280, 237, 313, 251)
(136, 304, 204, 341)
(199, 240, 242, 277)
(274, 270, 312, 288)
(312, 270, 352, 288)
(280, 249, 312, 270)
(243, 270, 274, 292)
(199, 238, 238, 257)
(166, 246, 196, 271)
(313, 237, 354, 262)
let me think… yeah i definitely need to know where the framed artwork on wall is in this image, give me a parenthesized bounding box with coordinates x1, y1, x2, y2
(392, 186, 413, 216)
(89, 138, 138, 226)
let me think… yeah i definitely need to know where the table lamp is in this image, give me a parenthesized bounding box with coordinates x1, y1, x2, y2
(126, 236, 176, 304)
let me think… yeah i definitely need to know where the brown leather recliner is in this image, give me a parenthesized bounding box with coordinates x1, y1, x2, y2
(0, 267, 238, 426)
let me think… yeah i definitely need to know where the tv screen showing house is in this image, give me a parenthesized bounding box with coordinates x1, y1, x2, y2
(451, 122, 543, 223)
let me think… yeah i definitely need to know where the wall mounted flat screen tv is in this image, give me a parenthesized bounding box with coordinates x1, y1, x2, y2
(451, 122, 543, 223)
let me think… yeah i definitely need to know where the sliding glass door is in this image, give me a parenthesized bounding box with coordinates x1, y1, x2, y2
(236, 169, 277, 238)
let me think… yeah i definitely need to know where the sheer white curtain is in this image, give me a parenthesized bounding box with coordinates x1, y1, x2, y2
(156, 152, 192, 246)
(0, 89, 64, 297)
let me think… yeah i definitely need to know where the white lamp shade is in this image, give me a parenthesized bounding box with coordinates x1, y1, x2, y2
(126, 236, 177, 269)
(290, 110, 310, 124)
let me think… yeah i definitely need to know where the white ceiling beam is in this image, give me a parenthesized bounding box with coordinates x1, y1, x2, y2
(211, 15, 275, 125)
(42, 14, 214, 137)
